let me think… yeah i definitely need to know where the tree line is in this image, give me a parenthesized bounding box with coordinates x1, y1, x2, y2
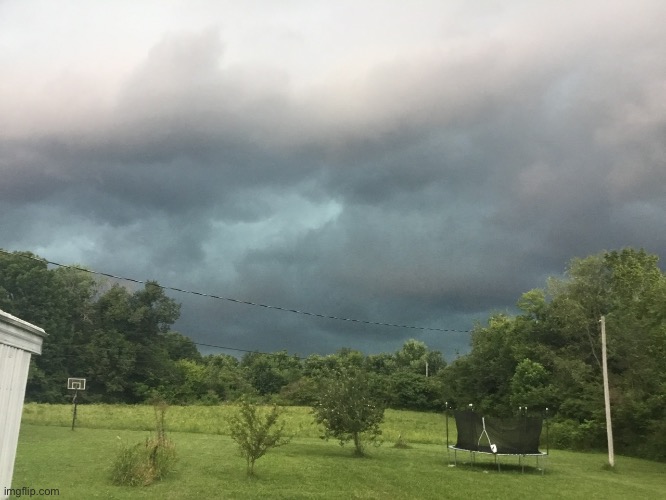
(1, 248, 664, 460)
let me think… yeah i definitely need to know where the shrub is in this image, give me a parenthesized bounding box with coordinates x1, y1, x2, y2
(641, 418, 666, 462)
(278, 377, 320, 406)
(111, 440, 149, 486)
(110, 399, 177, 486)
(393, 433, 412, 449)
(111, 437, 177, 486)
(548, 418, 606, 451)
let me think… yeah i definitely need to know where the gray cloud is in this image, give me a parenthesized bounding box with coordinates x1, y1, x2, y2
(2, 1, 665, 358)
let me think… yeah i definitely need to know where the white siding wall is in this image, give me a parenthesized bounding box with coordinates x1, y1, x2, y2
(0, 311, 45, 500)
(0, 345, 32, 499)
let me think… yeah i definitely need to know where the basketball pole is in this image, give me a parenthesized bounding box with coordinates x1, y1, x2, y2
(71, 389, 79, 431)
(600, 316, 615, 467)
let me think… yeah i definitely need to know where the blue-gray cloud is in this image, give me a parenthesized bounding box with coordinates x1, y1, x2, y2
(2, 2, 665, 358)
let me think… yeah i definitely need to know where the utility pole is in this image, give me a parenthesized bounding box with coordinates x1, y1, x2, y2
(600, 316, 615, 467)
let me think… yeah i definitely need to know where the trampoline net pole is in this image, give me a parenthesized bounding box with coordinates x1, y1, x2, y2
(445, 403, 450, 464)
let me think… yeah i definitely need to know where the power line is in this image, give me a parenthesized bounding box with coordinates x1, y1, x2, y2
(43, 338, 288, 360)
(45, 335, 452, 362)
(192, 341, 266, 355)
(0, 249, 471, 333)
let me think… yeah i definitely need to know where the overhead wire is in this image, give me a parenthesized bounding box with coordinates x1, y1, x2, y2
(41, 337, 294, 360)
(0, 249, 471, 333)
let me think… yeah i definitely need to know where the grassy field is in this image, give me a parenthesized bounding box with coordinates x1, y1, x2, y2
(12, 404, 666, 499)
(20, 403, 449, 444)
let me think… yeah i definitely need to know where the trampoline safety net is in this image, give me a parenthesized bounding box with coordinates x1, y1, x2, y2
(453, 411, 543, 455)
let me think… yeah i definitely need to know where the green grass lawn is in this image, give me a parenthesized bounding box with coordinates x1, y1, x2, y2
(12, 404, 666, 499)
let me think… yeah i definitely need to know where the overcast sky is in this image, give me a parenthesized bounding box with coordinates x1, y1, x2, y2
(2, 0, 665, 359)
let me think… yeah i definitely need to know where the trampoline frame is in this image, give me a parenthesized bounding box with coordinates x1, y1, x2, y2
(447, 445, 548, 474)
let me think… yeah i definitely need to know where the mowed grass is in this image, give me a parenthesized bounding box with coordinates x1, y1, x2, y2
(13, 404, 666, 499)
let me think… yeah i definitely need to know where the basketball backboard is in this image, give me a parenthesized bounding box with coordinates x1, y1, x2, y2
(67, 378, 86, 390)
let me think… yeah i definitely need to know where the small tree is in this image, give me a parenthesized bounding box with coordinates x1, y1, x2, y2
(229, 399, 290, 476)
(312, 367, 384, 456)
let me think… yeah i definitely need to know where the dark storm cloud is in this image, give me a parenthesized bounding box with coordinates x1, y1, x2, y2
(2, 1, 666, 357)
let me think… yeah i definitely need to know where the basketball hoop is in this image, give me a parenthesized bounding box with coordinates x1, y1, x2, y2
(67, 378, 86, 430)
(67, 378, 86, 391)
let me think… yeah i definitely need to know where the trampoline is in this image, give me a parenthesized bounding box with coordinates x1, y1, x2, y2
(446, 410, 549, 473)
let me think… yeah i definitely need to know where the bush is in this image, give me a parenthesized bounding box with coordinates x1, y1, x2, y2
(111, 437, 177, 486)
(548, 418, 606, 451)
(641, 419, 666, 462)
(384, 371, 442, 411)
(111, 440, 147, 486)
(110, 398, 177, 485)
(278, 377, 320, 406)
(393, 433, 412, 449)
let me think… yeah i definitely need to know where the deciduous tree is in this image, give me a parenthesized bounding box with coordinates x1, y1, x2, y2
(312, 367, 384, 456)
(229, 399, 289, 475)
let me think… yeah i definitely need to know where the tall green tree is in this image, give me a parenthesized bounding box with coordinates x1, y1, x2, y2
(241, 352, 288, 396)
(0, 250, 197, 403)
(0, 251, 101, 401)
